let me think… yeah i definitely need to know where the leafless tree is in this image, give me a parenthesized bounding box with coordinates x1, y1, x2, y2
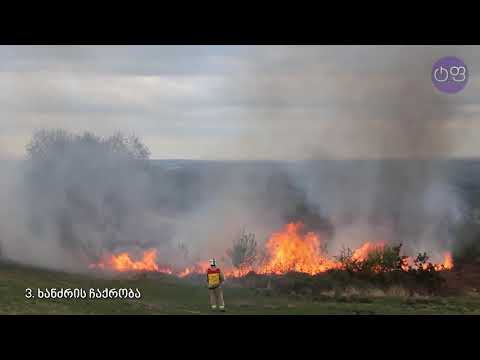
(226, 228, 257, 270)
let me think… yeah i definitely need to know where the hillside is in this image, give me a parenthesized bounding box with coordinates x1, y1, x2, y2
(2, 261, 480, 315)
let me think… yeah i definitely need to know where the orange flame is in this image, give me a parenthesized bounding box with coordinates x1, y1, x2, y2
(443, 252, 454, 269)
(92, 249, 173, 274)
(178, 261, 210, 277)
(401, 251, 454, 271)
(89, 222, 454, 277)
(257, 222, 339, 274)
(435, 252, 454, 271)
(352, 242, 385, 262)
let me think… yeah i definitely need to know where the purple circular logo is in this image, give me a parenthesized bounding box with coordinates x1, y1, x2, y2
(432, 56, 468, 94)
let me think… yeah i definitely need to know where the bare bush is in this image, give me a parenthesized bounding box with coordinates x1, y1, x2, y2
(226, 229, 257, 270)
(336, 246, 362, 273)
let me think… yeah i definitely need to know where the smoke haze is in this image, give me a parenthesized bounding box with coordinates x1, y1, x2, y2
(0, 46, 478, 271)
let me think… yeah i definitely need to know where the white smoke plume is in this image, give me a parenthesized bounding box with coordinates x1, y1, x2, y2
(0, 46, 476, 272)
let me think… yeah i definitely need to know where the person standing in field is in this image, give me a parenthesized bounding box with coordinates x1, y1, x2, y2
(207, 258, 225, 311)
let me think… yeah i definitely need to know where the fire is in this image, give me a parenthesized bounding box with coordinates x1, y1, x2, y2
(434, 252, 454, 271)
(89, 222, 454, 277)
(225, 268, 253, 278)
(178, 261, 210, 277)
(91, 249, 173, 274)
(401, 251, 454, 271)
(352, 242, 385, 262)
(245, 224, 453, 275)
(443, 252, 454, 269)
(257, 222, 339, 275)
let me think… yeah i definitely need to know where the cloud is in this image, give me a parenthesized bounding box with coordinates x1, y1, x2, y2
(1, 45, 479, 159)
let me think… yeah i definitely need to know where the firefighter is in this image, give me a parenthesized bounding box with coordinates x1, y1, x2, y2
(207, 258, 225, 311)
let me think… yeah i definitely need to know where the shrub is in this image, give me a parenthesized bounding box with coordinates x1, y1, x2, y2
(407, 252, 446, 294)
(363, 244, 406, 273)
(226, 229, 257, 270)
(336, 244, 407, 274)
(336, 247, 362, 273)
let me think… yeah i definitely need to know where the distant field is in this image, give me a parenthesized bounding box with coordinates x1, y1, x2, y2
(1, 262, 480, 315)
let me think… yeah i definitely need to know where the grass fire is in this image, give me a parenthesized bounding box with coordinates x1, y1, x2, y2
(88, 222, 454, 278)
(0, 128, 473, 315)
(1, 45, 480, 315)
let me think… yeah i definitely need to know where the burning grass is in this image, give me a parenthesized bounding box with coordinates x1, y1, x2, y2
(89, 222, 454, 286)
(89, 249, 173, 274)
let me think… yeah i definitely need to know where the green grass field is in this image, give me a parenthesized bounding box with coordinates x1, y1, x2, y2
(1, 261, 480, 315)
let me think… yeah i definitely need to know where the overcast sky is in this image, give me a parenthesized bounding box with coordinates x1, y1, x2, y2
(0, 45, 479, 160)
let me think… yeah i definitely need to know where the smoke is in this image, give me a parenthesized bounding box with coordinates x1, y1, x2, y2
(242, 47, 469, 259)
(0, 131, 291, 272)
(0, 131, 157, 270)
(0, 46, 473, 272)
